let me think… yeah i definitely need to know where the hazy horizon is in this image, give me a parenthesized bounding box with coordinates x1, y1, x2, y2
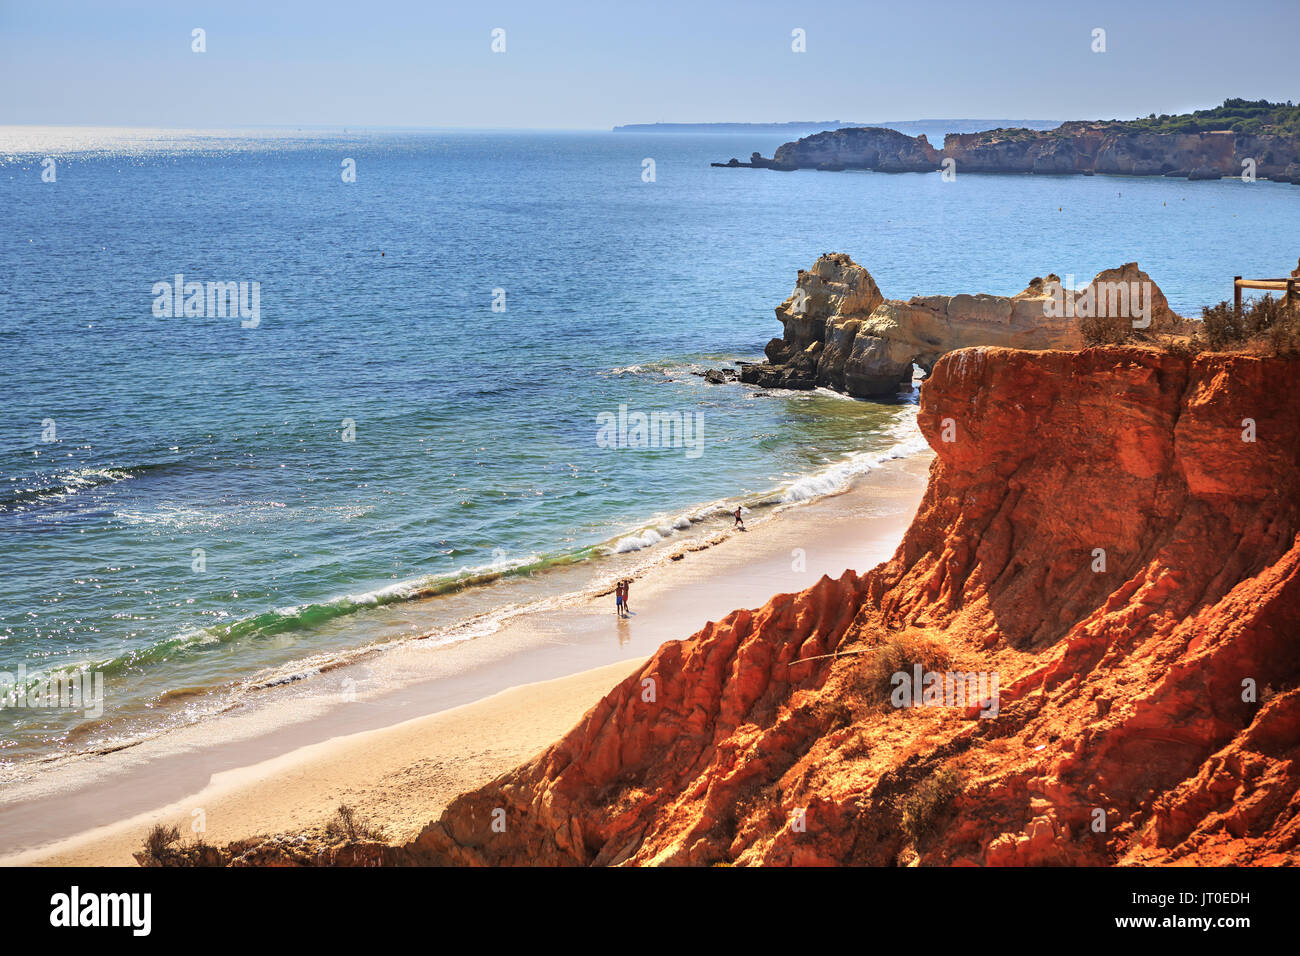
(2, 0, 1296, 129)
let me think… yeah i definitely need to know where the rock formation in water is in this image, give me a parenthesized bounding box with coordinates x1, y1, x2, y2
(741, 127, 941, 172)
(739, 253, 1176, 398)
(144, 346, 1300, 866)
(400, 346, 1300, 867)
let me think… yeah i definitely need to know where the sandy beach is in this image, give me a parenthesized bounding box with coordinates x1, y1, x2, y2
(1, 451, 932, 866)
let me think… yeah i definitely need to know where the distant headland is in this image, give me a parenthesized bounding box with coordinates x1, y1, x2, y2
(712, 99, 1300, 183)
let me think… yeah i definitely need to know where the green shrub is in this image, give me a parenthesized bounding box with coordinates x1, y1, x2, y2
(1200, 300, 1243, 349)
(1196, 294, 1300, 354)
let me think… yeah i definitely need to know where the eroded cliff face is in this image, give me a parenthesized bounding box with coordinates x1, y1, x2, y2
(741, 254, 1175, 397)
(401, 347, 1300, 867)
(943, 126, 1249, 178)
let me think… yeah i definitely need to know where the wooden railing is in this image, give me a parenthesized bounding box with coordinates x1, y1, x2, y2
(1235, 275, 1299, 313)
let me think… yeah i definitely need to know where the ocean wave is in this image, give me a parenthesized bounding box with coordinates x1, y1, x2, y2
(0, 466, 139, 511)
(777, 407, 927, 504)
(36, 549, 588, 686)
(599, 406, 926, 555)
(611, 527, 665, 553)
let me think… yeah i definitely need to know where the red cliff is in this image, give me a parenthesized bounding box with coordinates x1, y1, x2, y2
(404, 346, 1300, 866)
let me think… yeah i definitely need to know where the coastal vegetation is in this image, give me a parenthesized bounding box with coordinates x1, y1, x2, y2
(897, 768, 964, 843)
(138, 823, 181, 865)
(1197, 295, 1300, 352)
(325, 804, 386, 843)
(1081, 293, 1300, 355)
(851, 632, 951, 711)
(1104, 99, 1300, 137)
(964, 100, 1300, 141)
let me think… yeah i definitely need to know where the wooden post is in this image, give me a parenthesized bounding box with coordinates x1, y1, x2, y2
(1234, 276, 1242, 316)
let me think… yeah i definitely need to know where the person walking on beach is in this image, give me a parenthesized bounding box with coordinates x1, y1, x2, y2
(615, 581, 625, 617)
(734, 507, 745, 531)
(621, 579, 631, 616)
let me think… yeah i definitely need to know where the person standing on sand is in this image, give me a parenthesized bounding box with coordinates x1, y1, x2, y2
(622, 579, 631, 616)
(615, 581, 624, 617)
(734, 507, 745, 530)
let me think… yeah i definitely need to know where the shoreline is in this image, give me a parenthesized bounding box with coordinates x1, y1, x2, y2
(1, 450, 933, 866)
(1, 395, 922, 768)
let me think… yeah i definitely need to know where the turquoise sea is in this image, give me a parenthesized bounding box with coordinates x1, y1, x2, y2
(2, 126, 1298, 762)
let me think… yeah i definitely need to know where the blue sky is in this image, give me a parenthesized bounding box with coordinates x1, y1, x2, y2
(1, 0, 1296, 128)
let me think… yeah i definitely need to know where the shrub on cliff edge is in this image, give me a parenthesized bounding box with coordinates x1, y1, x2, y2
(1080, 303, 1182, 348)
(1079, 311, 1133, 346)
(1196, 294, 1300, 355)
(325, 803, 386, 843)
(138, 822, 181, 864)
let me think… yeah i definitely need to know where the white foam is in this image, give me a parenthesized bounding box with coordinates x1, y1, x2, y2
(611, 528, 665, 553)
(778, 407, 927, 504)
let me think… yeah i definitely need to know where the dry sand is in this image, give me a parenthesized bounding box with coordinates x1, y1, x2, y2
(0, 452, 932, 866)
(3, 660, 637, 866)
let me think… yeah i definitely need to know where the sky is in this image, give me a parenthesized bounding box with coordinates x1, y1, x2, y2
(1, 0, 1296, 129)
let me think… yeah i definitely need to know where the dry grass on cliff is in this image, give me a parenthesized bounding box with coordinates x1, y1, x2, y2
(897, 767, 964, 843)
(1079, 308, 1184, 347)
(847, 631, 952, 713)
(138, 822, 181, 865)
(324, 804, 386, 843)
(134, 823, 227, 867)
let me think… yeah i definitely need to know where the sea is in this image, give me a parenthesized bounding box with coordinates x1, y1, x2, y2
(2, 125, 1298, 765)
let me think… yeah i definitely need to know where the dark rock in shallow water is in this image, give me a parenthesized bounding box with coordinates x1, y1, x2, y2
(1188, 166, 1223, 181)
(738, 344, 819, 390)
(739, 365, 816, 390)
(702, 368, 737, 384)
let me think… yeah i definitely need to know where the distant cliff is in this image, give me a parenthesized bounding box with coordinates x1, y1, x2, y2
(723, 100, 1300, 183)
(945, 123, 1300, 181)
